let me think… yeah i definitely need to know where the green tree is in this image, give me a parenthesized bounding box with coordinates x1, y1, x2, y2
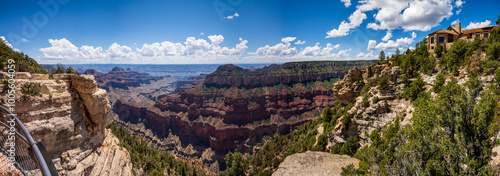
(496, 15, 500, 25)
(379, 50, 386, 61)
(340, 135, 359, 156)
(54, 63, 65, 74)
(66, 66, 75, 74)
(434, 44, 444, 58)
(222, 150, 248, 176)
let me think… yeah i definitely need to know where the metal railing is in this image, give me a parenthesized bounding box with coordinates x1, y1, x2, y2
(0, 105, 58, 176)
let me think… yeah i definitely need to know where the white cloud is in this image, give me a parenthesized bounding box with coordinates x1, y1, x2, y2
(255, 37, 298, 56)
(367, 32, 416, 51)
(455, 9, 461, 15)
(451, 19, 460, 25)
(39, 38, 80, 59)
(108, 43, 134, 58)
(381, 31, 393, 41)
(21, 38, 28, 42)
(328, 0, 459, 39)
(364, 0, 455, 32)
(39, 35, 248, 63)
(281, 37, 297, 44)
(464, 20, 491, 30)
(200, 33, 204, 36)
(326, 10, 367, 38)
(300, 43, 341, 56)
(0, 36, 13, 49)
(225, 12, 239, 20)
(341, 0, 351, 7)
(80, 45, 105, 59)
(184, 37, 211, 55)
(294, 40, 306, 44)
(356, 51, 376, 60)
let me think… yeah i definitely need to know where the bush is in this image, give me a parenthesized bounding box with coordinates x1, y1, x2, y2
(434, 44, 444, 58)
(66, 66, 76, 74)
(361, 96, 369, 107)
(377, 76, 390, 90)
(432, 71, 446, 93)
(340, 135, 359, 156)
(486, 42, 500, 60)
(372, 96, 379, 104)
(403, 76, 426, 101)
(21, 82, 41, 97)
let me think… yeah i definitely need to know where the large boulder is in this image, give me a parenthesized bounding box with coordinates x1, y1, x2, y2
(273, 151, 360, 176)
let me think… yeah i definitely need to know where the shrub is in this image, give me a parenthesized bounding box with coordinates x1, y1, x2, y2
(486, 41, 500, 60)
(377, 76, 390, 90)
(66, 66, 75, 74)
(372, 96, 379, 104)
(403, 76, 426, 101)
(432, 71, 446, 93)
(434, 44, 444, 58)
(340, 135, 359, 156)
(361, 96, 369, 107)
(21, 82, 41, 97)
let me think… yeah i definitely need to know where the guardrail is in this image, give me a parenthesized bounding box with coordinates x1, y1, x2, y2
(0, 105, 58, 176)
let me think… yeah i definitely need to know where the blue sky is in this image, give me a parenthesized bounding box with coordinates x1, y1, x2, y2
(0, 0, 498, 64)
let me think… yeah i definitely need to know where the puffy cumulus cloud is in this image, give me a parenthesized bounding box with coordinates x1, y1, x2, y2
(341, 0, 351, 7)
(184, 37, 211, 55)
(364, 0, 455, 31)
(0, 36, 13, 49)
(356, 51, 376, 60)
(225, 12, 239, 19)
(39, 38, 79, 59)
(294, 40, 306, 45)
(207, 37, 248, 56)
(329, 0, 459, 38)
(255, 37, 298, 56)
(281, 37, 297, 44)
(368, 32, 416, 51)
(79, 45, 105, 59)
(381, 31, 393, 41)
(39, 35, 248, 63)
(208, 35, 225, 49)
(464, 20, 491, 30)
(326, 10, 367, 38)
(300, 43, 341, 56)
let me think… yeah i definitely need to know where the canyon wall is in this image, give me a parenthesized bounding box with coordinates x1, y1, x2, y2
(0, 72, 132, 176)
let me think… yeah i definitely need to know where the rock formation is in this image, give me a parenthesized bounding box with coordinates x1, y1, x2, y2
(0, 72, 132, 176)
(84, 66, 177, 106)
(112, 61, 375, 171)
(273, 151, 360, 176)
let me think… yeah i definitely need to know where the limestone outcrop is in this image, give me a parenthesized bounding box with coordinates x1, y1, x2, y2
(0, 72, 132, 176)
(273, 151, 359, 176)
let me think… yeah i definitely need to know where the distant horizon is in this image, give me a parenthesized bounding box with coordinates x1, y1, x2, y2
(39, 59, 377, 65)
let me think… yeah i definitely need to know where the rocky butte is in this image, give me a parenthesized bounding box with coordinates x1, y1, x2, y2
(112, 60, 375, 171)
(0, 72, 133, 176)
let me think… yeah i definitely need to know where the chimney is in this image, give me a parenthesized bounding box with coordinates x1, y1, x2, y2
(456, 22, 461, 34)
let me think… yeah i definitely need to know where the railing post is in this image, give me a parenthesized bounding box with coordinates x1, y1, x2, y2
(0, 105, 52, 176)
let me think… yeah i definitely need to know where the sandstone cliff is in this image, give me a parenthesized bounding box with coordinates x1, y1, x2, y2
(112, 61, 376, 171)
(0, 72, 133, 176)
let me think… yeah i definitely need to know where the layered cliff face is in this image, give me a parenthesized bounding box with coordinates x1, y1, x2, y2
(328, 64, 409, 144)
(85, 66, 177, 106)
(174, 74, 207, 93)
(204, 61, 375, 87)
(112, 61, 375, 171)
(0, 72, 132, 176)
